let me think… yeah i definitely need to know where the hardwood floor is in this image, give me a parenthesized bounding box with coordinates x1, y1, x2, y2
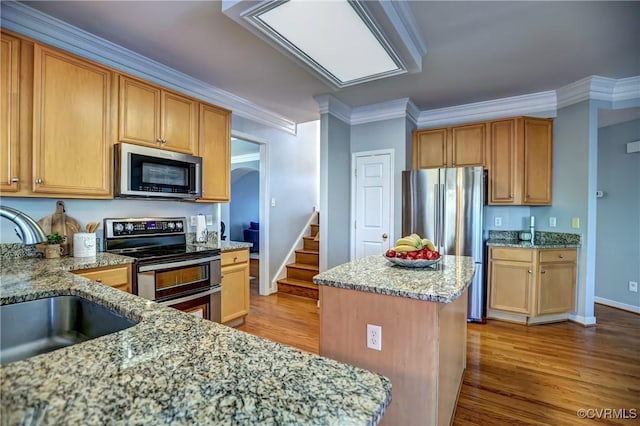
(238, 289, 640, 425)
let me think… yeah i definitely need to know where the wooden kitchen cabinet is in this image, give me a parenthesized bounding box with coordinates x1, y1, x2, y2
(118, 75, 197, 154)
(72, 264, 132, 293)
(221, 249, 250, 325)
(198, 103, 231, 202)
(1, 32, 21, 193)
(489, 117, 552, 205)
(32, 44, 113, 197)
(488, 247, 577, 324)
(412, 122, 487, 169)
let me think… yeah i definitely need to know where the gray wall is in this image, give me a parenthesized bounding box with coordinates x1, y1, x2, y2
(232, 116, 320, 283)
(229, 169, 259, 242)
(596, 119, 640, 308)
(351, 117, 408, 242)
(320, 114, 351, 270)
(536, 101, 593, 321)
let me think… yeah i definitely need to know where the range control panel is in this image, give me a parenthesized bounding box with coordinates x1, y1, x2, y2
(104, 218, 187, 238)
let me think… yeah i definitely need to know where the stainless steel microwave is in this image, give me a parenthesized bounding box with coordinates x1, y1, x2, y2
(114, 143, 202, 200)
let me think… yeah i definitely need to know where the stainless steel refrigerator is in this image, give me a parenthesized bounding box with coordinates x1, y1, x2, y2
(402, 167, 486, 322)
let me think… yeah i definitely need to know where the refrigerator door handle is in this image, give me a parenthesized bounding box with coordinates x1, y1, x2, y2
(439, 183, 446, 253)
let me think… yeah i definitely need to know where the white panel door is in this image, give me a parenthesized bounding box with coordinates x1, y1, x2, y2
(354, 152, 392, 259)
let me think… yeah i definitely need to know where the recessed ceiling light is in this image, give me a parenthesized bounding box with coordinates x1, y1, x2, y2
(223, 0, 426, 89)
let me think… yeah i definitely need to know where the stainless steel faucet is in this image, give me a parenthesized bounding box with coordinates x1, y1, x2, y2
(0, 206, 47, 245)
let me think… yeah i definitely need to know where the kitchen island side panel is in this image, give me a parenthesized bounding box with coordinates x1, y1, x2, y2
(437, 289, 468, 425)
(320, 285, 442, 426)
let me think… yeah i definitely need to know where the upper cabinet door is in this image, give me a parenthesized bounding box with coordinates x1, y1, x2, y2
(32, 45, 112, 197)
(489, 119, 518, 204)
(0, 32, 20, 192)
(161, 91, 198, 154)
(198, 103, 231, 202)
(412, 128, 447, 169)
(118, 75, 161, 146)
(450, 123, 486, 167)
(522, 118, 552, 205)
(118, 75, 197, 154)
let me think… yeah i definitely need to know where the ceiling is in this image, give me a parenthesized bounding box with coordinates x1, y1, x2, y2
(19, 1, 640, 124)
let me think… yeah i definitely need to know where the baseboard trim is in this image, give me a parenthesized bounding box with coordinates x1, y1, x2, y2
(568, 313, 597, 326)
(595, 297, 640, 314)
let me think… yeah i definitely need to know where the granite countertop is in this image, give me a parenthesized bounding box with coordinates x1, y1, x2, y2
(486, 230, 581, 249)
(1, 256, 391, 425)
(313, 255, 476, 303)
(486, 239, 581, 249)
(188, 240, 253, 252)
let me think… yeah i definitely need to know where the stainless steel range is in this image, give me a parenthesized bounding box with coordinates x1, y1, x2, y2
(104, 217, 221, 322)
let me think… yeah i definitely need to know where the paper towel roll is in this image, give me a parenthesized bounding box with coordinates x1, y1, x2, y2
(196, 214, 208, 243)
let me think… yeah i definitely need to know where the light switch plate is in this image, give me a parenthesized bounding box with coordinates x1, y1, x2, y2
(189, 216, 197, 226)
(549, 217, 557, 227)
(494, 217, 502, 227)
(571, 217, 580, 229)
(205, 215, 213, 225)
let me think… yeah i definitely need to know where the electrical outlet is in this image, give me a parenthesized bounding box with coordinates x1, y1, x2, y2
(271, 198, 276, 207)
(494, 217, 502, 227)
(549, 217, 557, 227)
(189, 216, 197, 226)
(571, 217, 580, 229)
(367, 324, 382, 351)
(630, 281, 638, 293)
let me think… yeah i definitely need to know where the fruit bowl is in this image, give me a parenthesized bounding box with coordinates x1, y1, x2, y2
(383, 255, 442, 268)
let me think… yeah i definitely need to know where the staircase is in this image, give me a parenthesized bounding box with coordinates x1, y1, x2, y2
(277, 222, 319, 300)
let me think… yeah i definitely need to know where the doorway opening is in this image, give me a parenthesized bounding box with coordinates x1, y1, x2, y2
(220, 132, 271, 295)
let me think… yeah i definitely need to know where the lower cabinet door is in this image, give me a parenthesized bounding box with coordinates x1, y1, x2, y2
(221, 262, 249, 323)
(536, 262, 576, 315)
(489, 260, 533, 315)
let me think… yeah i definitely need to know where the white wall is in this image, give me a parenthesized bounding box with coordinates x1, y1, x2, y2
(232, 116, 320, 282)
(595, 119, 640, 309)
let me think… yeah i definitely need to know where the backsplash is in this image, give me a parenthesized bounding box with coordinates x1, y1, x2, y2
(1, 231, 219, 261)
(488, 230, 581, 245)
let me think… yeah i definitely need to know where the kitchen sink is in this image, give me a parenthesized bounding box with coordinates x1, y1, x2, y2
(0, 295, 138, 365)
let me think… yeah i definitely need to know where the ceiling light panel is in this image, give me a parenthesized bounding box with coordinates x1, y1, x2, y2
(246, 0, 406, 87)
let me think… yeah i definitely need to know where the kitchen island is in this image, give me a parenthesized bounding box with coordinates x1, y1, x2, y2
(314, 254, 476, 426)
(0, 254, 391, 425)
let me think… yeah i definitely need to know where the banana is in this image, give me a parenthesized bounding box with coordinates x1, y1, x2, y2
(409, 233, 422, 243)
(392, 245, 419, 253)
(421, 238, 436, 251)
(396, 237, 419, 247)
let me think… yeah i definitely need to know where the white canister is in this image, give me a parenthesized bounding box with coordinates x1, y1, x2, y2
(73, 233, 97, 257)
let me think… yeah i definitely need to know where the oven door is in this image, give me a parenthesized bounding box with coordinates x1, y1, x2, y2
(137, 256, 221, 301)
(157, 286, 221, 322)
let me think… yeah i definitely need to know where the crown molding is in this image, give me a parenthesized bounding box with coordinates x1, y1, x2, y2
(0, 1, 297, 135)
(351, 98, 419, 125)
(314, 94, 352, 124)
(417, 90, 557, 128)
(614, 77, 640, 103)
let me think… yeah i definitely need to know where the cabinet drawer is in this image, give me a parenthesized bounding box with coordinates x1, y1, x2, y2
(74, 265, 131, 293)
(221, 249, 249, 267)
(490, 247, 533, 262)
(539, 249, 577, 263)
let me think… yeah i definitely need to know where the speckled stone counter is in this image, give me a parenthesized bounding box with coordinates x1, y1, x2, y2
(313, 254, 475, 303)
(1, 256, 391, 425)
(188, 240, 253, 252)
(486, 230, 581, 248)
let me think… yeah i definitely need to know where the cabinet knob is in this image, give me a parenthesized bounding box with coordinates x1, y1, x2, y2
(540, 270, 546, 274)
(382, 233, 388, 240)
(233, 256, 238, 262)
(156, 138, 163, 144)
(527, 269, 532, 274)
(96, 279, 102, 283)
(558, 254, 564, 259)
(10, 177, 19, 183)
(509, 193, 513, 198)
(34, 178, 43, 184)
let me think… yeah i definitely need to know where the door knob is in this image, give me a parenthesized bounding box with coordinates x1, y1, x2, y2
(382, 233, 388, 239)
